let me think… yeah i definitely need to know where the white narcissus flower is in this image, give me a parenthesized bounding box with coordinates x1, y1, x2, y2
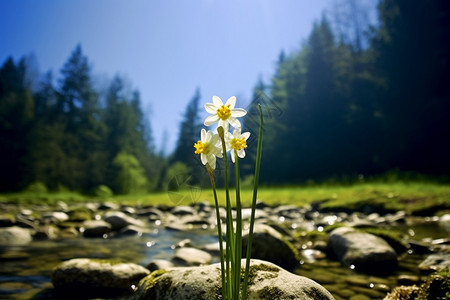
(225, 128, 250, 163)
(204, 96, 247, 131)
(194, 128, 223, 170)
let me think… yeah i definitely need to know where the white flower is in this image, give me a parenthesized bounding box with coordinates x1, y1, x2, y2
(225, 128, 250, 163)
(194, 128, 223, 169)
(204, 96, 247, 131)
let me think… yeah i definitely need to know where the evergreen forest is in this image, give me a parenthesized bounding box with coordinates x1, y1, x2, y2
(1, 0, 449, 194)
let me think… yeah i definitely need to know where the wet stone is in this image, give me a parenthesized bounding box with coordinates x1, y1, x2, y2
(81, 220, 112, 238)
(172, 247, 212, 266)
(0, 226, 32, 245)
(146, 259, 174, 272)
(51, 258, 150, 299)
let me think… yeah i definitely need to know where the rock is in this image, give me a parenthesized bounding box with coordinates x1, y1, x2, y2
(329, 227, 397, 274)
(146, 259, 174, 272)
(242, 224, 299, 271)
(51, 258, 149, 298)
(103, 211, 144, 231)
(397, 275, 421, 286)
(174, 238, 192, 248)
(0, 226, 32, 245)
(171, 206, 196, 216)
(418, 252, 450, 273)
(439, 214, 450, 231)
(81, 220, 112, 237)
(134, 259, 335, 300)
(98, 202, 120, 210)
(199, 241, 225, 255)
(42, 212, 69, 223)
(385, 273, 450, 300)
(0, 215, 15, 227)
(241, 208, 269, 220)
(34, 225, 59, 239)
(408, 240, 433, 254)
(384, 285, 420, 300)
(117, 225, 148, 236)
(137, 207, 164, 220)
(172, 247, 212, 266)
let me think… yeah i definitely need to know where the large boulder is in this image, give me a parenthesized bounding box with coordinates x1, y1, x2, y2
(329, 227, 398, 274)
(242, 224, 299, 270)
(0, 226, 32, 245)
(134, 259, 335, 300)
(52, 258, 150, 299)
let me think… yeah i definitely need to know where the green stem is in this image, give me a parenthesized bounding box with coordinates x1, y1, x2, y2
(218, 126, 235, 298)
(242, 104, 263, 299)
(234, 152, 242, 300)
(207, 167, 226, 300)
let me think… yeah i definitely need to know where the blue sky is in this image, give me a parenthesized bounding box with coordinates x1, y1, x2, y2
(0, 0, 333, 154)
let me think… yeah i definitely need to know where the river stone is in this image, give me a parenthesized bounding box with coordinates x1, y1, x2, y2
(103, 211, 144, 231)
(0, 226, 32, 245)
(0, 215, 15, 227)
(329, 227, 397, 274)
(418, 252, 450, 273)
(147, 259, 174, 272)
(134, 259, 335, 300)
(52, 258, 150, 298)
(384, 285, 420, 300)
(242, 224, 299, 270)
(171, 205, 196, 216)
(42, 212, 69, 223)
(439, 214, 450, 231)
(172, 247, 212, 266)
(81, 220, 112, 237)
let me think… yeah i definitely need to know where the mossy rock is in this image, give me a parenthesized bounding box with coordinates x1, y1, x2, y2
(52, 258, 149, 299)
(134, 259, 336, 300)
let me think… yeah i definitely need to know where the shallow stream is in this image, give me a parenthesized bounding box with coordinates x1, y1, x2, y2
(0, 216, 448, 299)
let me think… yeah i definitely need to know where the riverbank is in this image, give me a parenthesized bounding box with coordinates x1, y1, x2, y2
(2, 182, 450, 215)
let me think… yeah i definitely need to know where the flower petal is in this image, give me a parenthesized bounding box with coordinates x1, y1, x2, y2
(215, 149, 223, 158)
(225, 96, 236, 109)
(204, 114, 219, 126)
(201, 153, 207, 165)
(230, 150, 236, 163)
(224, 130, 232, 139)
(210, 133, 219, 145)
(206, 130, 212, 142)
(232, 128, 241, 137)
(207, 154, 216, 169)
(212, 96, 223, 107)
(242, 132, 251, 140)
(237, 149, 246, 158)
(218, 119, 229, 132)
(201, 128, 206, 142)
(231, 108, 247, 118)
(228, 117, 241, 129)
(205, 103, 218, 114)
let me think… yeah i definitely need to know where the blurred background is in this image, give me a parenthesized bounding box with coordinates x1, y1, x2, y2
(0, 0, 449, 195)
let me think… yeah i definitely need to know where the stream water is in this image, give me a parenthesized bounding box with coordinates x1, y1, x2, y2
(0, 217, 448, 299)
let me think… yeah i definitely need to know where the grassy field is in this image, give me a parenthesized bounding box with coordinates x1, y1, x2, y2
(1, 182, 449, 215)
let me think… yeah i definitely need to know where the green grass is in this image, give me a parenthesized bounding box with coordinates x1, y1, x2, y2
(1, 182, 449, 214)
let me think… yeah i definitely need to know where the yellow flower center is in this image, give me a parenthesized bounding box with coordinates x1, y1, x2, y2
(230, 137, 247, 151)
(217, 105, 231, 120)
(194, 141, 209, 154)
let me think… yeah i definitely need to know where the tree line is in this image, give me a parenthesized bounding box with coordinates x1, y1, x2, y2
(170, 0, 450, 185)
(1, 0, 449, 194)
(0, 45, 163, 194)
